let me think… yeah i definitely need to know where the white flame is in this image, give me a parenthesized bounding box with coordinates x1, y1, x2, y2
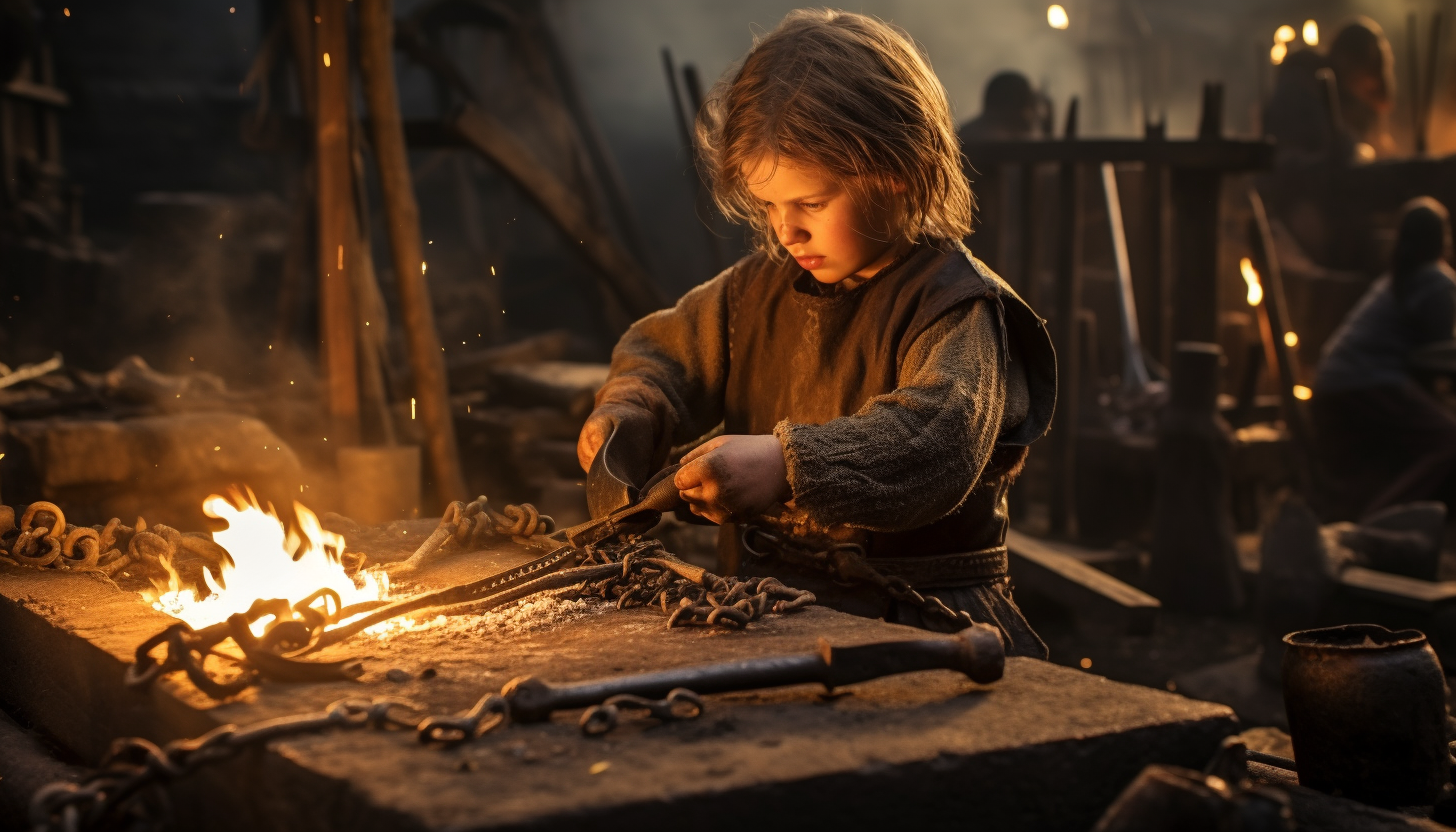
(146, 492, 395, 636)
(1239, 257, 1264, 306)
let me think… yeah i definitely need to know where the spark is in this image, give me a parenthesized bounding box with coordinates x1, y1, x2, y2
(323, 52, 331, 67)
(1275, 25, 1296, 43)
(1284, 331, 1299, 348)
(62, 8, 69, 16)
(411, 398, 417, 419)
(1293, 385, 1313, 401)
(1047, 4, 1068, 29)
(1302, 20, 1318, 46)
(1271, 42, 1287, 65)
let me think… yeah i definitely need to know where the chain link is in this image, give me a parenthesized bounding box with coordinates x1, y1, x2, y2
(740, 525, 977, 630)
(574, 538, 816, 630)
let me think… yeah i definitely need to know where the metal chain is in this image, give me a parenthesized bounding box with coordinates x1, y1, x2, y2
(392, 497, 556, 574)
(739, 525, 977, 630)
(574, 538, 816, 629)
(30, 682, 704, 832)
(28, 697, 424, 832)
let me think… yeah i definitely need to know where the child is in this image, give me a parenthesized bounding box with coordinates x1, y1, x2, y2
(577, 10, 1056, 656)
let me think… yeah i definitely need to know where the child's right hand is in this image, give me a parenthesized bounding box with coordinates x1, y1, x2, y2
(576, 412, 613, 473)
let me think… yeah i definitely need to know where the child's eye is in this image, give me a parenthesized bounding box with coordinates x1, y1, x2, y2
(798, 202, 825, 210)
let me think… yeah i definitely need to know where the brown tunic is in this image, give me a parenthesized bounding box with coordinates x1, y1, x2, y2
(594, 241, 1057, 654)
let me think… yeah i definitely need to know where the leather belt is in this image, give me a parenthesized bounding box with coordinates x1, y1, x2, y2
(866, 547, 1008, 589)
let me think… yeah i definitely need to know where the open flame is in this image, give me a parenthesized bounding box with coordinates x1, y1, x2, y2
(1239, 257, 1264, 306)
(145, 492, 396, 635)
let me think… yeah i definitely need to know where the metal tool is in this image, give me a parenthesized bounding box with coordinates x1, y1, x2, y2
(499, 623, 1006, 722)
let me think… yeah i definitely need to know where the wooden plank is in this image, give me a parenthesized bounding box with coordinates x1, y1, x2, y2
(2, 79, 69, 107)
(1338, 566, 1456, 611)
(1007, 530, 1161, 635)
(962, 137, 1273, 170)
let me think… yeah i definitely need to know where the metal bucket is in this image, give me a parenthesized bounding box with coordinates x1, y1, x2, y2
(1282, 623, 1451, 806)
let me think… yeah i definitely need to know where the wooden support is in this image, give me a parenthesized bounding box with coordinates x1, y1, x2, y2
(314, 0, 360, 447)
(450, 103, 665, 317)
(358, 0, 467, 504)
(1048, 99, 1083, 538)
(1149, 84, 1241, 613)
(1006, 530, 1160, 635)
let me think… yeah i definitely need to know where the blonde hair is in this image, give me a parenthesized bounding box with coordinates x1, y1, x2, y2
(695, 9, 973, 255)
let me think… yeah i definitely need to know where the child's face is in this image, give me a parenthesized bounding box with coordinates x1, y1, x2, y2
(743, 157, 905, 285)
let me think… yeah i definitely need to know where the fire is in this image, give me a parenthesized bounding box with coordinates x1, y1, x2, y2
(146, 492, 396, 636)
(1239, 257, 1264, 306)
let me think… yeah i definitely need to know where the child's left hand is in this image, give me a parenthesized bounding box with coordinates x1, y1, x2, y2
(673, 434, 792, 524)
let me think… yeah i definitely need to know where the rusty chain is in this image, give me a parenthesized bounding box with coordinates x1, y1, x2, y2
(575, 538, 816, 629)
(740, 525, 978, 631)
(0, 501, 236, 586)
(30, 683, 704, 832)
(391, 496, 555, 575)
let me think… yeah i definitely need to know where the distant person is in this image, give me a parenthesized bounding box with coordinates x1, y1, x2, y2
(958, 71, 1044, 143)
(1328, 17, 1397, 157)
(1264, 16, 1396, 166)
(1312, 197, 1456, 520)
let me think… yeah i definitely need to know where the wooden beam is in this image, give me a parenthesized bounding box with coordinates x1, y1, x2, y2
(358, 0, 468, 504)
(314, 0, 360, 446)
(451, 103, 666, 318)
(1007, 530, 1160, 635)
(961, 137, 1273, 170)
(1338, 566, 1456, 612)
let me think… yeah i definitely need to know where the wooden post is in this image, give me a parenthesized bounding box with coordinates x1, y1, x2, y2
(314, 0, 360, 447)
(1049, 99, 1083, 538)
(1149, 84, 1241, 614)
(357, 0, 468, 504)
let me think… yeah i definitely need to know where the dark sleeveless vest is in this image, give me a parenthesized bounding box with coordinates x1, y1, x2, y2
(721, 242, 1056, 571)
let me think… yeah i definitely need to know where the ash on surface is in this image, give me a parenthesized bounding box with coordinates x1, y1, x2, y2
(374, 593, 604, 646)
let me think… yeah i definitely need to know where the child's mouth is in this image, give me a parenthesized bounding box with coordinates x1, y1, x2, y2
(795, 255, 825, 270)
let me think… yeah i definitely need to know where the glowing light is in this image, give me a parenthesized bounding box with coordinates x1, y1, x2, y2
(1079, 657, 1093, 669)
(1302, 20, 1318, 46)
(1271, 42, 1288, 65)
(1275, 25, 1296, 43)
(1239, 258, 1264, 306)
(62, 8, 69, 16)
(1293, 385, 1313, 401)
(145, 493, 404, 637)
(411, 397, 416, 419)
(421, 261, 427, 275)
(1284, 331, 1299, 348)
(322, 52, 331, 67)
(1047, 4, 1069, 29)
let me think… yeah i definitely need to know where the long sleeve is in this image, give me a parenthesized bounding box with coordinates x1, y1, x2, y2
(774, 299, 1006, 532)
(1403, 269, 1456, 346)
(594, 267, 734, 466)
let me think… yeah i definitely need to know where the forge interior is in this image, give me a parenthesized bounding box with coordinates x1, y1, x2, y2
(5, 1, 1456, 830)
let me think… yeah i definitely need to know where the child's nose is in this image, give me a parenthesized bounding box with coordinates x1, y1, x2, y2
(777, 220, 809, 247)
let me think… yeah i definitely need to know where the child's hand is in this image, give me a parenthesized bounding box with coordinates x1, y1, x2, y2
(674, 435, 791, 524)
(576, 413, 613, 473)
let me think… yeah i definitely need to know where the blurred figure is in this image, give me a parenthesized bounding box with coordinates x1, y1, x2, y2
(958, 71, 1044, 142)
(1328, 17, 1397, 156)
(1312, 197, 1456, 520)
(1264, 16, 1396, 166)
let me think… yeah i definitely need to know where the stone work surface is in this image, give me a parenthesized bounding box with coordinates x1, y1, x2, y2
(0, 540, 1237, 831)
